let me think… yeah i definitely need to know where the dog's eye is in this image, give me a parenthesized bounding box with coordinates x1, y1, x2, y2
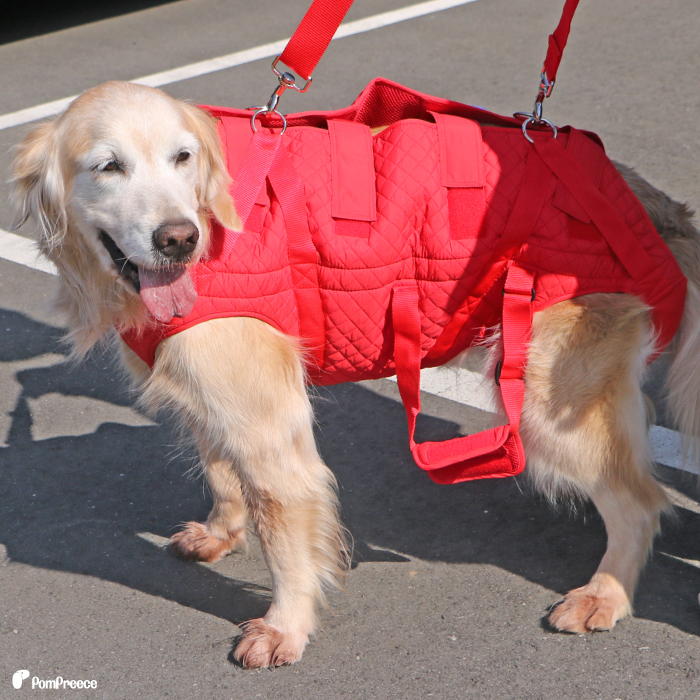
(176, 151, 191, 164)
(100, 160, 123, 173)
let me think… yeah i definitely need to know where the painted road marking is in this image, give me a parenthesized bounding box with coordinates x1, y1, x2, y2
(0, 0, 482, 131)
(0, 229, 57, 275)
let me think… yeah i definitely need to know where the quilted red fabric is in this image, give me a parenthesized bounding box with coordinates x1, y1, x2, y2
(122, 79, 685, 388)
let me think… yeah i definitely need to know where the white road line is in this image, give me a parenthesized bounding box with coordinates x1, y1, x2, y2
(0, 0, 481, 132)
(136, 532, 170, 548)
(650, 425, 698, 475)
(0, 229, 57, 275)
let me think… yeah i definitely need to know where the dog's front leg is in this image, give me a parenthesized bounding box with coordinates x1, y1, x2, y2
(139, 317, 348, 668)
(171, 455, 248, 562)
(119, 340, 249, 562)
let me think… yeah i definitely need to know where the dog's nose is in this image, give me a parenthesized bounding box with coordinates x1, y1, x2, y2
(153, 220, 199, 261)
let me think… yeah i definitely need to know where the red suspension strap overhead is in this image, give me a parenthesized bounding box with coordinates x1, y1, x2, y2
(542, 0, 581, 86)
(517, 0, 582, 137)
(270, 0, 583, 137)
(279, 0, 355, 81)
(276, 0, 582, 88)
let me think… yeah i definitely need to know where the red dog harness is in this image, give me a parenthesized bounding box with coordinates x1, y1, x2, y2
(121, 2, 686, 486)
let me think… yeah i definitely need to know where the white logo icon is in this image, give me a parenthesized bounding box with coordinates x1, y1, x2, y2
(12, 671, 30, 689)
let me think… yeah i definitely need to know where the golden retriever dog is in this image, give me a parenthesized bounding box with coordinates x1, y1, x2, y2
(10, 81, 700, 668)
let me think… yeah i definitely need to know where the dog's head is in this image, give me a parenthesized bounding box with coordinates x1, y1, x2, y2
(11, 81, 240, 325)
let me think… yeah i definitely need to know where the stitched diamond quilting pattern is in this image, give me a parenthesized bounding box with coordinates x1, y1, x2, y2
(121, 81, 686, 382)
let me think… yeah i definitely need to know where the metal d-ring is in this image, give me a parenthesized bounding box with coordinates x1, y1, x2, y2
(513, 112, 558, 144)
(250, 107, 288, 135)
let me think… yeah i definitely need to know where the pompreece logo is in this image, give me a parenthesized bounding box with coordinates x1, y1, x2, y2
(12, 671, 29, 689)
(11, 670, 97, 690)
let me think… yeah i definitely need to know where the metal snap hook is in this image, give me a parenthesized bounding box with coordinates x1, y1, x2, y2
(247, 56, 313, 135)
(514, 71, 558, 143)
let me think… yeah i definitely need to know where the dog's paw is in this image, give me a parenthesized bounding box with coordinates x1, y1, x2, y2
(548, 573, 632, 633)
(234, 619, 307, 668)
(170, 521, 245, 563)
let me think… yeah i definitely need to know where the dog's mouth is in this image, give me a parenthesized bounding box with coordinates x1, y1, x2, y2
(99, 230, 141, 291)
(99, 230, 197, 323)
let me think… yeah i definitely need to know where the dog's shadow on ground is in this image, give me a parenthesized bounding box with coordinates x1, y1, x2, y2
(317, 383, 700, 638)
(0, 308, 270, 625)
(1, 309, 699, 639)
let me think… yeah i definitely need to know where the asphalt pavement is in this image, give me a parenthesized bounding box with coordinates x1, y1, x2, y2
(1, 1, 699, 698)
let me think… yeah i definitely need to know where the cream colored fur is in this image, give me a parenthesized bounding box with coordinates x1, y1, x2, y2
(9, 81, 700, 668)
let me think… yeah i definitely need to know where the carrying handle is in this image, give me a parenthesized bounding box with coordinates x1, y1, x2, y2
(392, 265, 535, 482)
(542, 0, 581, 89)
(267, 0, 581, 137)
(278, 0, 580, 89)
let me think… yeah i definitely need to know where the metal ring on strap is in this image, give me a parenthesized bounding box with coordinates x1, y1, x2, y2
(250, 107, 288, 136)
(513, 112, 558, 144)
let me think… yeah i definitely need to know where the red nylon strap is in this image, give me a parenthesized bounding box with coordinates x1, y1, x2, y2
(430, 112, 485, 188)
(279, 0, 355, 81)
(268, 147, 317, 266)
(542, 0, 581, 83)
(499, 266, 536, 435)
(328, 120, 377, 221)
(427, 145, 550, 361)
(230, 132, 280, 226)
(392, 265, 535, 484)
(267, 144, 326, 368)
(495, 147, 551, 253)
(280, 0, 579, 89)
(211, 132, 282, 270)
(533, 135, 658, 283)
(212, 131, 325, 365)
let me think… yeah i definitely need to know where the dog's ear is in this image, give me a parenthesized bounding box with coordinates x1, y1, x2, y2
(181, 103, 241, 233)
(11, 119, 67, 250)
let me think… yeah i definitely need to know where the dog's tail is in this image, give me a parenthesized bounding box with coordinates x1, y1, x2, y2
(618, 163, 700, 464)
(666, 240, 700, 464)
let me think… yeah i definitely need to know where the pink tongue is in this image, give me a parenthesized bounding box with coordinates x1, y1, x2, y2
(139, 267, 197, 323)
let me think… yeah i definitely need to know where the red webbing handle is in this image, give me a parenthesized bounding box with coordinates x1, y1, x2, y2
(267, 143, 327, 369)
(279, 0, 355, 80)
(392, 265, 535, 483)
(216, 131, 327, 366)
(542, 0, 581, 84)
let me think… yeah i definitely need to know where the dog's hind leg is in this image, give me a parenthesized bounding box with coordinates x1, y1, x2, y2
(140, 317, 348, 668)
(170, 456, 248, 563)
(519, 295, 671, 633)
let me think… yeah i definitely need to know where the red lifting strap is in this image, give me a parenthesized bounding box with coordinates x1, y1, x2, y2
(279, 0, 355, 80)
(542, 0, 581, 83)
(392, 265, 535, 485)
(279, 0, 582, 88)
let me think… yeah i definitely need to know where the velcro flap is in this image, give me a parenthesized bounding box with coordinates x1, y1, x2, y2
(431, 112, 486, 238)
(328, 120, 377, 222)
(431, 112, 485, 188)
